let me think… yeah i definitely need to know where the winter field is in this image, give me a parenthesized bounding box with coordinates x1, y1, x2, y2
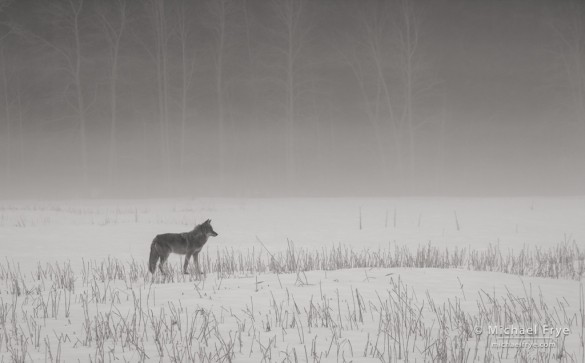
(0, 197, 584, 362)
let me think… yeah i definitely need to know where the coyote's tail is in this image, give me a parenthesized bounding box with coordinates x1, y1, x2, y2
(148, 241, 159, 274)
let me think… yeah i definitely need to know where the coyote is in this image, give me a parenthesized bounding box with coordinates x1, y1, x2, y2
(149, 219, 218, 275)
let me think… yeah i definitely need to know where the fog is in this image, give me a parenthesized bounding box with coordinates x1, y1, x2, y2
(0, 0, 583, 198)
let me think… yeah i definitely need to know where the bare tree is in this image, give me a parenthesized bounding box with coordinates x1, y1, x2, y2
(0, 1, 11, 189)
(205, 0, 238, 188)
(1, 47, 10, 184)
(14, 71, 24, 182)
(550, 1, 585, 131)
(95, 0, 127, 188)
(147, 0, 172, 187)
(267, 0, 312, 188)
(396, 0, 419, 179)
(341, 1, 402, 182)
(342, 0, 431, 190)
(69, 0, 89, 190)
(173, 0, 198, 173)
(14, 0, 91, 190)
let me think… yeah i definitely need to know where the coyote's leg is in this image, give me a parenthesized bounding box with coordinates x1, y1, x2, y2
(193, 252, 202, 276)
(183, 253, 192, 274)
(159, 251, 170, 274)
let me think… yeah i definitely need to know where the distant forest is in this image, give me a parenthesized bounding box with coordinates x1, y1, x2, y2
(0, 0, 583, 198)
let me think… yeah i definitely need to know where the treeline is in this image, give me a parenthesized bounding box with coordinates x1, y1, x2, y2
(0, 0, 582, 197)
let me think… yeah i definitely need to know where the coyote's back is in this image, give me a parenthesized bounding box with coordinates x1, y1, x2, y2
(149, 219, 218, 274)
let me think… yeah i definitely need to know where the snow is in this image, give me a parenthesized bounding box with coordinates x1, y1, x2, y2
(0, 197, 583, 361)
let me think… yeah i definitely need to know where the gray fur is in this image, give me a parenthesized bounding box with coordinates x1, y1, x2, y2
(149, 219, 218, 275)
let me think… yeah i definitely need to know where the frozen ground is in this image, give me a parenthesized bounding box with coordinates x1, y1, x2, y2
(0, 197, 583, 362)
(1, 197, 584, 269)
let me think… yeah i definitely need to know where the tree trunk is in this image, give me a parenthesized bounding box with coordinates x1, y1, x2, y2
(1, 47, 10, 186)
(71, 0, 89, 191)
(214, 0, 227, 190)
(153, 0, 170, 189)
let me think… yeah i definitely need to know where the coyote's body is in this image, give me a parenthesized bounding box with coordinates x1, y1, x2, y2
(149, 219, 218, 275)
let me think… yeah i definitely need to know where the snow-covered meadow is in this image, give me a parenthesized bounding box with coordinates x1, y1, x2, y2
(0, 198, 583, 362)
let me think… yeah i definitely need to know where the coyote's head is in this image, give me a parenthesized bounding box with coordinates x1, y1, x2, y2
(201, 219, 218, 238)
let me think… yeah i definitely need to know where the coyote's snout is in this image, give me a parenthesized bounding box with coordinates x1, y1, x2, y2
(148, 219, 218, 275)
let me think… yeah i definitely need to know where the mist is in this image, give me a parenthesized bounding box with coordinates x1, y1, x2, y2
(0, 0, 583, 198)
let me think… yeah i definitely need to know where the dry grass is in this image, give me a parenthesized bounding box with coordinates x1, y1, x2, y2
(0, 241, 582, 362)
(193, 240, 584, 281)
